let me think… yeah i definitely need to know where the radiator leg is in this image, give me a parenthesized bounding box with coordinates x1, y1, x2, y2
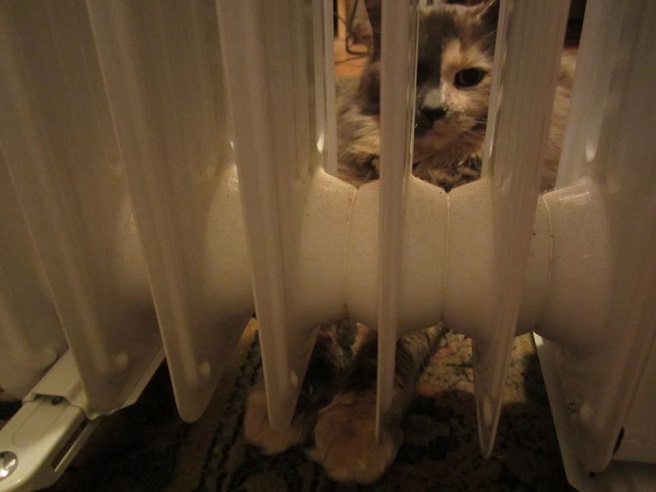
(0, 397, 98, 492)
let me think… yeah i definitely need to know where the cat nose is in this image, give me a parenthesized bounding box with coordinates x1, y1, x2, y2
(420, 105, 447, 122)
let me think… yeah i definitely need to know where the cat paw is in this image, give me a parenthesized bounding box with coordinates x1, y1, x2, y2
(243, 385, 309, 454)
(309, 389, 402, 485)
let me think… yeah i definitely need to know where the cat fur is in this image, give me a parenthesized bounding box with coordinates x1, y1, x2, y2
(337, 0, 575, 191)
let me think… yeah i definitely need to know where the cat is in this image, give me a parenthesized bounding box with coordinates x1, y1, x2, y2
(243, 319, 358, 454)
(244, 319, 443, 483)
(244, 0, 575, 484)
(337, 0, 575, 192)
(309, 324, 442, 484)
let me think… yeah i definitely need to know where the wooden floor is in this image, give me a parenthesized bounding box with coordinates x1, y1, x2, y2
(334, 36, 368, 79)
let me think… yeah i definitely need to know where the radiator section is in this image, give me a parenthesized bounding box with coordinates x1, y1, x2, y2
(445, 0, 570, 456)
(538, 0, 656, 472)
(86, 0, 253, 422)
(0, 0, 161, 416)
(216, 0, 355, 430)
(0, 153, 66, 398)
(375, 0, 421, 442)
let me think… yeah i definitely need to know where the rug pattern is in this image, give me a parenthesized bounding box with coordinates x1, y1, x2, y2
(0, 320, 573, 491)
(173, 322, 572, 491)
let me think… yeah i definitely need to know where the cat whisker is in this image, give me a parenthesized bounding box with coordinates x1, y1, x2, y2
(460, 129, 487, 141)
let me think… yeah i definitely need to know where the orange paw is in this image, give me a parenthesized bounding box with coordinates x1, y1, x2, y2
(309, 389, 402, 484)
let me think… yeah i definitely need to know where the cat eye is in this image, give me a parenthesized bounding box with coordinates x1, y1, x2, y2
(454, 68, 485, 88)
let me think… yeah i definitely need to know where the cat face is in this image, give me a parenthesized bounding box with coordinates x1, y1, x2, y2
(355, 1, 498, 154)
(414, 3, 497, 152)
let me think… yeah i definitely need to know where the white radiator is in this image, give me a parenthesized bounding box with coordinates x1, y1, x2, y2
(0, 0, 654, 490)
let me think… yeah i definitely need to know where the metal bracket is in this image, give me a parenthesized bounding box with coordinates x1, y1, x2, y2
(0, 396, 98, 491)
(0, 346, 163, 491)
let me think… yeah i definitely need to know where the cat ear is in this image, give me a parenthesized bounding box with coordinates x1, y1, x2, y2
(474, 0, 500, 32)
(364, 0, 382, 59)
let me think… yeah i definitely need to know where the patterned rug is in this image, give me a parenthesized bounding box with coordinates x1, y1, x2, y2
(4, 319, 571, 491)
